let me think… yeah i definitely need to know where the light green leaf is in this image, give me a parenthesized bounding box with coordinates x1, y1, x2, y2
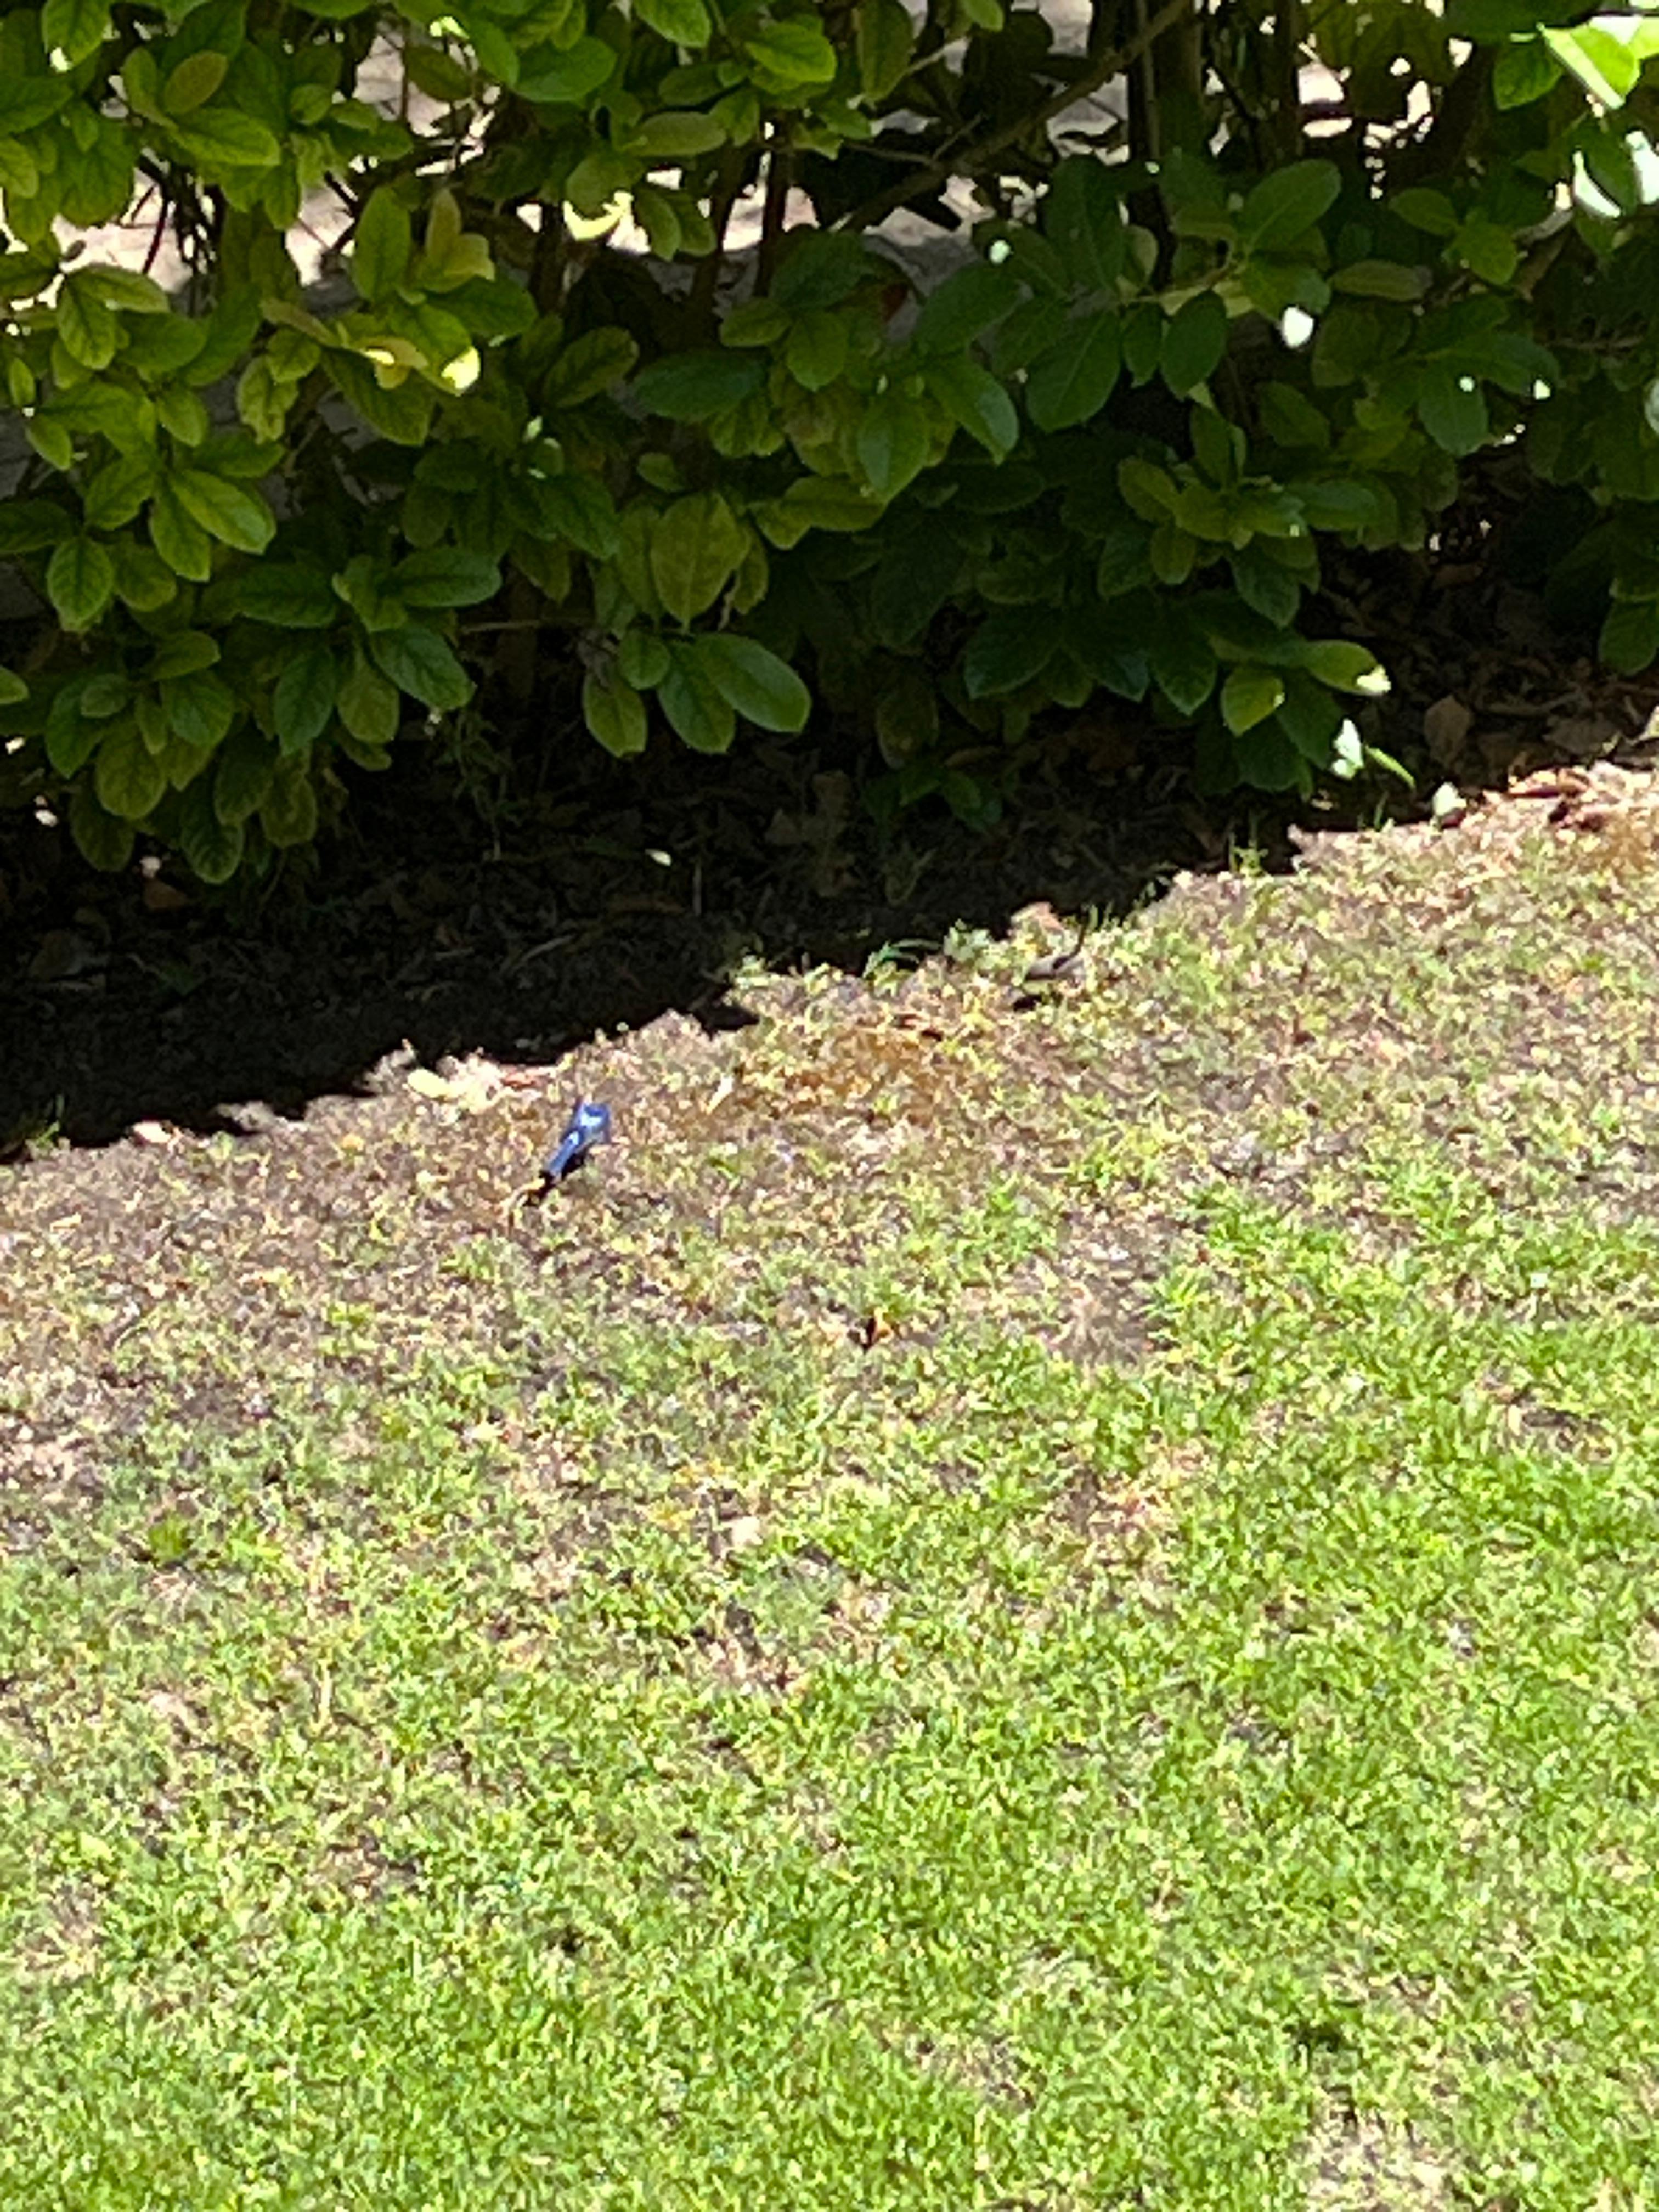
(172, 110, 283, 169)
(1295, 639, 1390, 693)
(353, 187, 412, 303)
(1544, 24, 1639, 108)
(743, 19, 837, 85)
(650, 494, 747, 624)
(57, 282, 119, 371)
(582, 671, 650, 757)
(691, 634, 810, 732)
(84, 454, 160, 534)
(46, 538, 115, 633)
(1220, 664, 1286, 736)
(170, 469, 276, 553)
(41, 0, 109, 67)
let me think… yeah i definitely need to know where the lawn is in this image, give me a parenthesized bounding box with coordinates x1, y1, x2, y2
(3, 770, 1659, 2209)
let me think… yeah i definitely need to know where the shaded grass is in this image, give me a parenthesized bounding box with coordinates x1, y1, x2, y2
(4, 780, 1659, 2206)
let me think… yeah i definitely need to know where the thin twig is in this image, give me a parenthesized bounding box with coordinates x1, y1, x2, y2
(831, 0, 1197, 233)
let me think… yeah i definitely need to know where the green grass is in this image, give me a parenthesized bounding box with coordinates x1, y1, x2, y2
(5, 794, 1659, 2207)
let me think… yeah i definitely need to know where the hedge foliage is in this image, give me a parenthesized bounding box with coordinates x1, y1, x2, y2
(2, 0, 1659, 878)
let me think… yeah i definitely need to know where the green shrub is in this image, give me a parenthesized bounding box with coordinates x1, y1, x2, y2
(2, 0, 1658, 878)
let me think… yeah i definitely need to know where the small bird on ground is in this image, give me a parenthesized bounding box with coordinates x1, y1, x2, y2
(543, 1099, 613, 1186)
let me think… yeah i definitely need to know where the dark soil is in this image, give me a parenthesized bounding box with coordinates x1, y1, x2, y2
(1, 721, 1219, 1152)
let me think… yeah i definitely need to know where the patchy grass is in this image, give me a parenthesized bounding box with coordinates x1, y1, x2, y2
(4, 770, 1659, 2209)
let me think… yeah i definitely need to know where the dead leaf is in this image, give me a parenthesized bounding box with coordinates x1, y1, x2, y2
(1423, 695, 1473, 769)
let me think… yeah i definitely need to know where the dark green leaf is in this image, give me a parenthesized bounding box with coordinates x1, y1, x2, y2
(1042, 157, 1127, 294)
(393, 549, 502, 608)
(857, 391, 932, 499)
(582, 672, 650, 757)
(214, 723, 279, 825)
(963, 608, 1061, 698)
(274, 644, 339, 753)
(179, 775, 245, 881)
(46, 538, 115, 632)
(1150, 610, 1218, 715)
(338, 652, 402, 748)
(658, 646, 736, 753)
(517, 37, 618, 103)
(1417, 365, 1489, 456)
(94, 719, 167, 820)
(155, 669, 233, 755)
(631, 351, 765, 422)
(259, 757, 319, 846)
(370, 623, 473, 711)
(692, 634, 810, 732)
(1026, 311, 1121, 432)
(236, 563, 337, 628)
(1237, 160, 1341, 253)
(912, 262, 1024, 359)
(925, 359, 1018, 459)
(541, 326, 640, 408)
(1160, 292, 1229, 398)
(0, 501, 73, 556)
(69, 783, 135, 873)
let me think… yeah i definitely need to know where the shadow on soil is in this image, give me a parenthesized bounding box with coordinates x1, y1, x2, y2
(4, 731, 1267, 1152)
